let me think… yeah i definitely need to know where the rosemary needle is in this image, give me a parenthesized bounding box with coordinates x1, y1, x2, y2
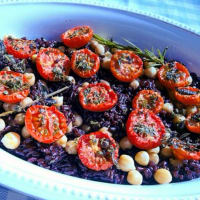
(93, 34, 168, 66)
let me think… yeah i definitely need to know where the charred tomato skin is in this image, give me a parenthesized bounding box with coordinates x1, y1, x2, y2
(132, 89, 164, 113)
(126, 109, 165, 150)
(36, 48, 71, 81)
(171, 138, 200, 160)
(25, 105, 68, 144)
(0, 71, 30, 103)
(110, 50, 143, 82)
(61, 25, 93, 48)
(77, 131, 119, 171)
(79, 82, 118, 112)
(158, 62, 190, 89)
(71, 48, 100, 78)
(186, 111, 200, 134)
(174, 87, 200, 106)
(3, 36, 37, 59)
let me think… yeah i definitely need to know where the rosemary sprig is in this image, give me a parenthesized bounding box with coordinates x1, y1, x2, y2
(0, 85, 70, 117)
(93, 34, 168, 66)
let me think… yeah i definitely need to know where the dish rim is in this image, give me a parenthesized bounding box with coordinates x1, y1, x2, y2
(0, 1, 200, 200)
(0, 0, 200, 37)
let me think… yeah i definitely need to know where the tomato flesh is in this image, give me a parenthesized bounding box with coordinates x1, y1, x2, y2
(174, 86, 200, 105)
(25, 105, 68, 143)
(4, 36, 37, 59)
(171, 138, 200, 160)
(158, 62, 190, 89)
(126, 109, 165, 149)
(186, 111, 200, 134)
(132, 89, 164, 113)
(61, 25, 93, 48)
(77, 131, 118, 171)
(71, 48, 100, 78)
(0, 71, 30, 103)
(79, 82, 118, 112)
(110, 50, 143, 82)
(36, 48, 70, 81)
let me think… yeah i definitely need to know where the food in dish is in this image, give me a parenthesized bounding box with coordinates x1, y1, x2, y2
(0, 25, 199, 185)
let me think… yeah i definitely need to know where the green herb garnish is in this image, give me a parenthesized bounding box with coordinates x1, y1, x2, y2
(93, 34, 167, 67)
(134, 123, 156, 137)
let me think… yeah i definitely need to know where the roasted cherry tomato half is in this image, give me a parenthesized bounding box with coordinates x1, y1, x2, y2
(110, 50, 143, 82)
(79, 82, 118, 112)
(158, 62, 190, 89)
(3, 36, 37, 59)
(25, 105, 68, 144)
(61, 25, 93, 48)
(71, 49, 100, 78)
(36, 48, 70, 81)
(186, 111, 200, 134)
(0, 71, 30, 103)
(77, 131, 118, 171)
(171, 138, 200, 160)
(132, 90, 164, 113)
(126, 109, 165, 150)
(174, 86, 200, 106)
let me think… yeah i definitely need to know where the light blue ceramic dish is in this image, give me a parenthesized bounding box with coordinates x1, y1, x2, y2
(0, 1, 199, 200)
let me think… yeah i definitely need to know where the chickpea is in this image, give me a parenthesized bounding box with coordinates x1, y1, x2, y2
(58, 46, 65, 53)
(160, 146, 173, 158)
(98, 127, 112, 137)
(82, 82, 89, 87)
(2, 66, 11, 71)
(154, 168, 172, 184)
(102, 56, 111, 70)
(20, 97, 33, 108)
(52, 96, 63, 107)
(187, 76, 193, 85)
(90, 40, 105, 56)
(149, 153, 159, 165)
(3, 103, 12, 111)
(169, 158, 183, 167)
(21, 126, 30, 138)
(135, 151, 149, 166)
(56, 135, 68, 148)
(118, 155, 135, 172)
(129, 79, 140, 90)
(1, 132, 20, 149)
(0, 118, 6, 131)
(66, 122, 73, 133)
(24, 73, 35, 86)
(186, 106, 197, 115)
(81, 124, 91, 132)
(100, 80, 110, 86)
(127, 170, 143, 185)
(65, 76, 76, 84)
(10, 104, 21, 112)
(65, 140, 78, 154)
(173, 114, 185, 124)
(119, 136, 133, 150)
(73, 113, 83, 127)
(3, 103, 20, 112)
(111, 48, 120, 53)
(147, 146, 160, 154)
(105, 51, 112, 58)
(162, 103, 173, 113)
(102, 51, 112, 70)
(14, 113, 25, 125)
(31, 54, 37, 62)
(144, 67, 158, 79)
